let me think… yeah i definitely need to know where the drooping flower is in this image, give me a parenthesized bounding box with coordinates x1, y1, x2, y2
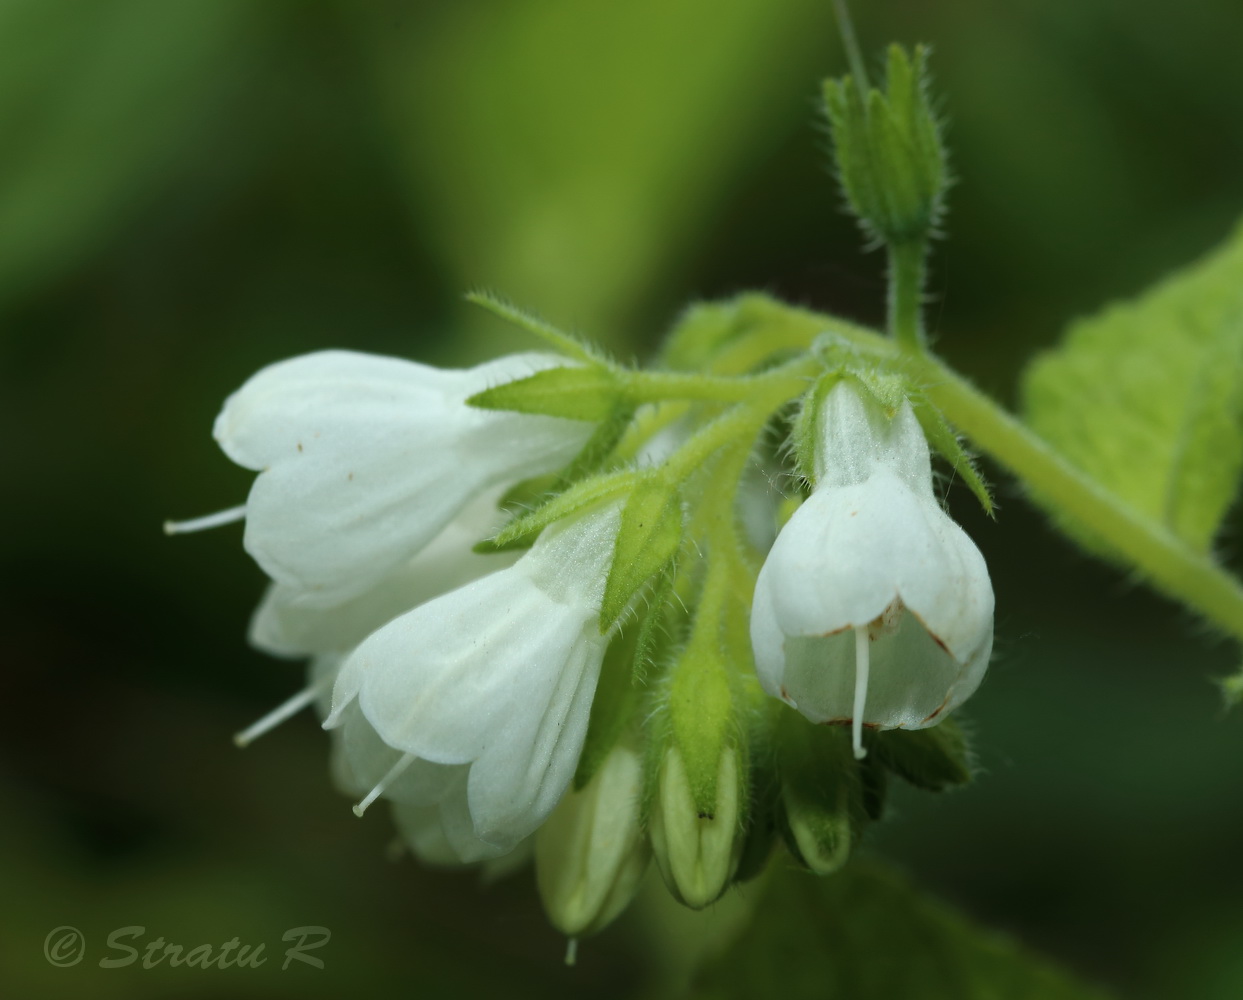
(325, 500, 623, 854)
(750, 380, 993, 758)
(211, 350, 593, 609)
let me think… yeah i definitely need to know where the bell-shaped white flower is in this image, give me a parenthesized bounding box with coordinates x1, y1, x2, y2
(212, 350, 593, 608)
(326, 501, 622, 853)
(750, 380, 993, 759)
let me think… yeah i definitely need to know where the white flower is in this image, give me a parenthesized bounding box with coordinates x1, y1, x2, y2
(212, 350, 593, 608)
(325, 501, 622, 854)
(750, 380, 994, 758)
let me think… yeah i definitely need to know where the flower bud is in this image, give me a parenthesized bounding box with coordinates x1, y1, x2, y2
(648, 744, 744, 909)
(823, 44, 948, 246)
(536, 742, 650, 938)
(775, 713, 859, 875)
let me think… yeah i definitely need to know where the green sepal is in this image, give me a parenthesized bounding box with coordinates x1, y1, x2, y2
(731, 761, 779, 887)
(791, 370, 846, 485)
(572, 629, 642, 792)
(792, 368, 908, 485)
(480, 399, 638, 551)
(911, 396, 995, 516)
(465, 290, 602, 365)
(873, 718, 973, 791)
(600, 476, 684, 632)
(630, 564, 676, 687)
(476, 470, 635, 553)
(467, 364, 622, 421)
(558, 400, 637, 483)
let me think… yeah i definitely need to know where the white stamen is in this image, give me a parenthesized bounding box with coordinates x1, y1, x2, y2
(163, 505, 247, 535)
(233, 675, 332, 748)
(564, 938, 579, 967)
(852, 626, 870, 760)
(352, 753, 416, 818)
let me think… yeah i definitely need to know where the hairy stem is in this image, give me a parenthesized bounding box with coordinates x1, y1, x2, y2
(888, 239, 927, 352)
(914, 356, 1243, 643)
(647, 293, 1243, 644)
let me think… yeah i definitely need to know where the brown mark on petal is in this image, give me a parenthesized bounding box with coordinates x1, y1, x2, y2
(296, 442, 303, 452)
(822, 717, 880, 730)
(921, 691, 953, 724)
(866, 599, 905, 641)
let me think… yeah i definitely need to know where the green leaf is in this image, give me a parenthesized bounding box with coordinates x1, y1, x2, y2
(600, 477, 684, 631)
(873, 718, 973, 791)
(467, 364, 621, 421)
(689, 862, 1112, 1000)
(1023, 221, 1243, 554)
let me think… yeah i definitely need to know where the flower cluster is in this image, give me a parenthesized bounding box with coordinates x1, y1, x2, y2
(163, 41, 998, 947)
(170, 307, 995, 941)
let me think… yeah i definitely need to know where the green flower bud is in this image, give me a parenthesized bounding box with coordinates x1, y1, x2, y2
(536, 741, 650, 938)
(823, 44, 948, 246)
(648, 744, 744, 909)
(776, 715, 861, 875)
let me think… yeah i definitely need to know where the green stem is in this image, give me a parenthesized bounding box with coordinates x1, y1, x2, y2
(831, 0, 870, 91)
(638, 293, 1243, 643)
(914, 356, 1243, 643)
(888, 239, 927, 351)
(627, 360, 816, 406)
(659, 293, 1243, 643)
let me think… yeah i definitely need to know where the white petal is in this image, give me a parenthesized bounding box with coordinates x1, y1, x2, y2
(214, 350, 591, 606)
(777, 612, 961, 728)
(335, 701, 465, 803)
(751, 468, 994, 728)
(753, 473, 931, 642)
(465, 624, 606, 848)
(391, 778, 515, 865)
(249, 489, 518, 657)
(353, 568, 596, 765)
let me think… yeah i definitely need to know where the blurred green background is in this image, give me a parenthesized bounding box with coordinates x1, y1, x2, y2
(4, 0, 1243, 996)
